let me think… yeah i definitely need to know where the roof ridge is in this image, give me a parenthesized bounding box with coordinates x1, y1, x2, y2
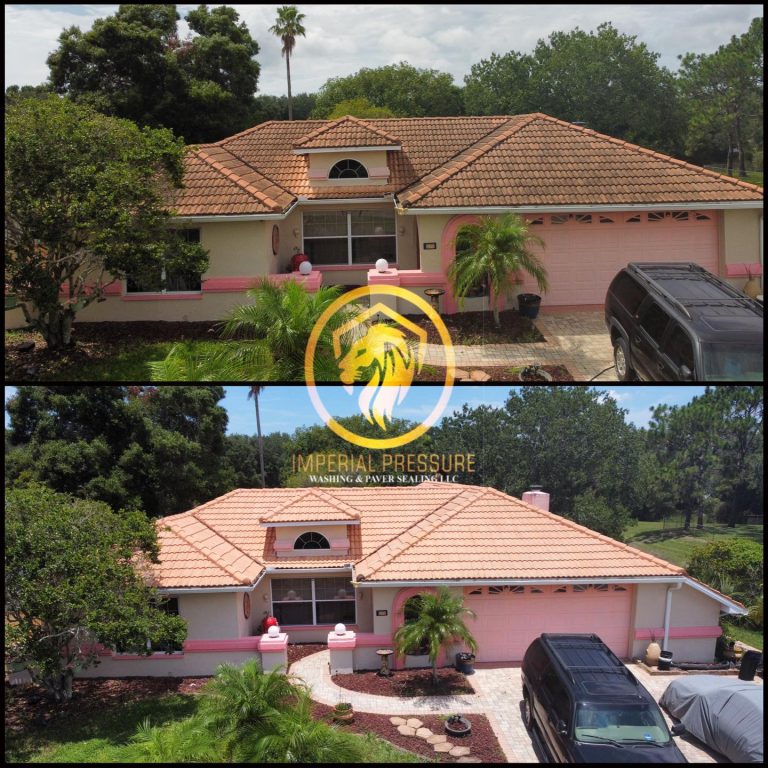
(223, 145, 295, 201)
(194, 147, 286, 211)
(311, 488, 362, 519)
(398, 115, 538, 205)
(260, 488, 314, 522)
(162, 516, 262, 585)
(293, 114, 400, 148)
(355, 486, 486, 579)
(480, 485, 683, 575)
(158, 487, 245, 525)
(534, 113, 765, 194)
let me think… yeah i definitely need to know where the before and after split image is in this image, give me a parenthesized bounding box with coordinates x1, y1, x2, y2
(4, 2, 763, 765)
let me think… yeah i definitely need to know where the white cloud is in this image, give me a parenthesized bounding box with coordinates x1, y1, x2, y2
(6, 4, 762, 95)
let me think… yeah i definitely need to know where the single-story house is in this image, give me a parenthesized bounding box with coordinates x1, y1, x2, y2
(9, 112, 762, 329)
(77, 482, 746, 678)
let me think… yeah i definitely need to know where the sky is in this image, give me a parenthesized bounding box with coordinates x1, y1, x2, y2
(5, 4, 762, 95)
(4, 385, 707, 436)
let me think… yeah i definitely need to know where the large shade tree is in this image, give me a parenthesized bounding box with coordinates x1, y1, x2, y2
(46, 4, 261, 142)
(5, 97, 208, 350)
(5, 485, 187, 702)
(269, 5, 306, 121)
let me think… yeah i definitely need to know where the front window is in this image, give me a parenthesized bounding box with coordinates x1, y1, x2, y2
(575, 703, 670, 745)
(329, 159, 368, 179)
(271, 577, 355, 626)
(294, 532, 330, 550)
(126, 229, 202, 293)
(303, 209, 396, 266)
(701, 342, 763, 381)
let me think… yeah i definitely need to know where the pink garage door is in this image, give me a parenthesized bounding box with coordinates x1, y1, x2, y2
(464, 584, 633, 662)
(518, 211, 719, 306)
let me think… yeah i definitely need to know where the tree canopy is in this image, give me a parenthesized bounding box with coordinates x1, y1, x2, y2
(6, 386, 233, 517)
(311, 61, 463, 118)
(5, 484, 187, 701)
(4, 96, 208, 349)
(46, 4, 261, 143)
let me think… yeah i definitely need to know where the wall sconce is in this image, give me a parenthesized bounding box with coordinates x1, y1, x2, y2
(398, 225, 406, 235)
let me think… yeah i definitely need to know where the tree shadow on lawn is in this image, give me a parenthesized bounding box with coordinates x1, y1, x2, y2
(5, 678, 202, 762)
(628, 525, 764, 546)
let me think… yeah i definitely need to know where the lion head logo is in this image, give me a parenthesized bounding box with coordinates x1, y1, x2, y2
(332, 303, 427, 432)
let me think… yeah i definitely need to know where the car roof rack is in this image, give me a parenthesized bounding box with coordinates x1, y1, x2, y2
(542, 635, 639, 688)
(626, 262, 761, 320)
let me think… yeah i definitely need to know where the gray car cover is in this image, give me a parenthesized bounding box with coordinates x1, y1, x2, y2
(659, 675, 763, 763)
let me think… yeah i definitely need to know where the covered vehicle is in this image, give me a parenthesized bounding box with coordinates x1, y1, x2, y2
(659, 675, 763, 763)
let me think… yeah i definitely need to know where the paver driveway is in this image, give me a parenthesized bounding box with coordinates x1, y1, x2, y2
(293, 650, 760, 762)
(422, 309, 618, 382)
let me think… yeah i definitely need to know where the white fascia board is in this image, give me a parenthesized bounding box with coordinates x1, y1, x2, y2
(399, 201, 764, 215)
(296, 196, 394, 205)
(293, 146, 401, 155)
(682, 577, 749, 615)
(265, 566, 354, 576)
(172, 200, 298, 223)
(259, 520, 360, 528)
(157, 569, 267, 595)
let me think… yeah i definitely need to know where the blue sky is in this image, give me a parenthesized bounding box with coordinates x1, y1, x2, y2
(5, 385, 706, 436)
(5, 5, 761, 95)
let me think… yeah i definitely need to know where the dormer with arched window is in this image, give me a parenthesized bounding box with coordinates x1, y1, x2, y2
(328, 159, 368, 179)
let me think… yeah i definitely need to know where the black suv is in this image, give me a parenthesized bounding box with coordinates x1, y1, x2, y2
(521, 634, 686, 763)
(605, 263, 763, 381)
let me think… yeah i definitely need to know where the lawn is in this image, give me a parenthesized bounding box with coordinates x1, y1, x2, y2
(5, 678, 428, 764)
(704, 165, 763, 186)
(623, 519, 763, 568)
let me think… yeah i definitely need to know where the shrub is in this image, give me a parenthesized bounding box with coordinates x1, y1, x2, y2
(686, 539, 763, 605)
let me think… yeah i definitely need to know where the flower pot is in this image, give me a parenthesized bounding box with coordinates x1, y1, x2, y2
(645, 641, 662, 666)
(743, 277, 761, 299)
(658, 650, 674, 671)
(518, 293, 542, 319)
(455, 652, 476, 675)
(332, 705, 354, 724)
(445, 716, 472, 737)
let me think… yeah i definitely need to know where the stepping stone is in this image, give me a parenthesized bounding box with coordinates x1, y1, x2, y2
(397, 725, 416, 736)
(406, 718, 423, 729)
(16, 341, 35, 353)
(433, 742, 453, 753)
(390, 716, 406, 726)
(469, 370, 491, 382)
(454, 368, 470, 379)
(450, 746, 471, 757)
(457, 756, 482, 763)
(416, 727, 433, 739)
(427, 734, 447, 745)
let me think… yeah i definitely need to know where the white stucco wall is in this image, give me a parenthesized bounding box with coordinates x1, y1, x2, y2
(179, 592, 242, 640)
(631, 583, 723, 663)
(721, 208, 763, 291)
(76, 650, 257, 678)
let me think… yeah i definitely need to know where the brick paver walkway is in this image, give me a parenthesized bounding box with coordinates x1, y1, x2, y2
(422, 310, 617, 382)
(292, 651, 760, 762)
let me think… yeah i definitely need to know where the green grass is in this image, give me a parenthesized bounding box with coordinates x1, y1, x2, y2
(704, 166, 763, 186)
(723, 621, 763, 651)
(623, 520, 763, 568)
(5, 690, 428, 764)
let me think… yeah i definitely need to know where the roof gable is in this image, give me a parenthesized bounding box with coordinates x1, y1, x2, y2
(260, 487, 361, 525)
(293, 115, 401, 151)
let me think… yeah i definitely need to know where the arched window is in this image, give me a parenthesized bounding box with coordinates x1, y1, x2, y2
(294, 531, 330, 550)
(329, 159, 368, 179)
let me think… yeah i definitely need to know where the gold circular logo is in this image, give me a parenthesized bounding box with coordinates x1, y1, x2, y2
(305, 285, 455, 449)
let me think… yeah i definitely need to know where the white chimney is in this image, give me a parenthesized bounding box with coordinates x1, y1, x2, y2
(522, 485, 550, 511)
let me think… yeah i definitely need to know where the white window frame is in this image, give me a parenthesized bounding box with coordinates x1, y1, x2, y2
(270, 576, 356, 627)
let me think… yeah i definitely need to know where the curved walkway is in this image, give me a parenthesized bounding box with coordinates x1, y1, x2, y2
(291, 650, 533, 762)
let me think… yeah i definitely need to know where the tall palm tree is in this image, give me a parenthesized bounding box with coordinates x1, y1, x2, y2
(270, 5, 306, 121)
(248, 385, 266, 488)
(393, 587, 478, 685)
(448, 213, 548, 328)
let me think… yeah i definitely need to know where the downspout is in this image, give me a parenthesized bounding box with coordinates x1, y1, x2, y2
(663, 582, 683, 651)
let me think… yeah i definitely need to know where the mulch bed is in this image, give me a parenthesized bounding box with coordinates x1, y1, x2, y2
(404, 309, 544, 345)
(332, 667, 475, 698)
(5, 321, 220, 380)
(287, 642, 326, 668)
(417, 364, 572, 382)
(312, 702, 506, 763)
(5, 677, 209, 733)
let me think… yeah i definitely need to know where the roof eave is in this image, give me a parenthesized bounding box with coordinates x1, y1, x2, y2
(293, 145, 401, 154)
(398, 201, 764, 215)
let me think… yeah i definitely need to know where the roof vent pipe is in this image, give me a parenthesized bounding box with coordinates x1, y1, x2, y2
(522, 486, 550, 511)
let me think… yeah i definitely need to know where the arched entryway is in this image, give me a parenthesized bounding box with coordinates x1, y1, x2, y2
(440, 214, 480, 314)
(390, 586, 440, 669)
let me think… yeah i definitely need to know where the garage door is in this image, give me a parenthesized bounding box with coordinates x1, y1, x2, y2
(464, 584, 633, 662)
(518, 211, 719, 306)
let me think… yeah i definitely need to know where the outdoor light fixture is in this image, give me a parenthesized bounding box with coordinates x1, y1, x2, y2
(375, 258, 388, 272)
(299, 260, 312, 275)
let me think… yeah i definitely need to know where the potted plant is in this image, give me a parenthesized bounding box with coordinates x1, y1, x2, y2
(742, 264, 761, 299)
(455, 651, 476, 674)
(332, 702, 354, 723)
(444, 713, 472, 737)
(644, 630, 662, 667)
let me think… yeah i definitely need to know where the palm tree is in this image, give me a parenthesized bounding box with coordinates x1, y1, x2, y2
(270, 6, 307, 121)
(248, 386, 266, 488)
(393, 587, 478, 685)
(149, 279, 355, 382)
(448, 213, 548, 328)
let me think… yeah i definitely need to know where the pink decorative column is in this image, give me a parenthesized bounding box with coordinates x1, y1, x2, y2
(268, 270, 323, 292)
(259, 625, 289, 673)
(327, 623, 357, 674)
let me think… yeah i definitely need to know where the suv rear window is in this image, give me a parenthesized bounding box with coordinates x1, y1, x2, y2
(662, 324, 694, 371)
(638, 302, 670, 345)
(611, 273, 647, 314)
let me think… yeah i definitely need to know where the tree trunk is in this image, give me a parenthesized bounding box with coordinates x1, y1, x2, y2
(696, 507, 704, 529)
(255, 396, 266, 488)
(38, 308, 75, 351)
(432, 660, 439, 685)
(286, 54, 293, 121)
(491, 287, 501, 328)
(735, 115, 747, 178)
